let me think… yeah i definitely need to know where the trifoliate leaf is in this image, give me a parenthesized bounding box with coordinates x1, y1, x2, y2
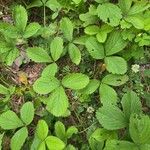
(96, 104, 127, 130)
(46, 86, 69, 117)
(99, 83, 117, 105)
(105, 31, 127, 56)
(13, 5, 28, 32)
(129, 114, 150, 144)
(41, 63, 58, 77)
(68, 43, 81, 65)
(104, 56, 127, 74)
(36, 120, 49, 141)
(27, 47, 52, 63)
(62, 73, 89, 90)
(10, 127, 28, 150)
(46, 136, 65, 150)
(33, 76, 60, 94)
(102, 74, 129, 86)
(60, 17, 74, 41)
(121, 91, 142, 121)
(23, 22, 41, 38)
(0, 110, 23, 130)
(97, 3, 122, 26)
(84, 25, 100, 35)
(85, 37, 104, 59)
(20, 102, 34, 125)
(50, 37, 63, 61)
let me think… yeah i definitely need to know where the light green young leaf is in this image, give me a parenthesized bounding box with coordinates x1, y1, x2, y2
(97, 3, 122, 26)
(104, 56, 127, 74)
(20, 102, 34, 125)
(36, 120, 49, 141)
(55, 121, 66, 141)
(129, 114, 150, 144)
(0, 84, 9, 95)
(60, 17, 74, 42)
(104, 140, 138, 150)
(13, 5, 28, 32)
(102, 74, 129, 86)
(96, 31, 107, 43)
(23, 22, 41, 38)
(84, 25, 100, 35)
(105, 31, 127, 56)
(96, 104, 127, 130)
(99, 83, 117, 105)
(41, 63, 58, 77)
(33, 76, 60, 94)
(121, 91, 142, 120)
(27, 0, 43, 9)
(85, 37, 105, 59)
(50, 37, 64, 61)
(45, 136, 65, 150)
(0, 110, 23, 130)
(66, 126, 78, 139)
(68, 43, 81, 65)
(46, 86, 69, 117)
(10, 127, 28, 150)
(27, 47, 52, 63)
(80, 79, 100, 95)
(38, 141, 46, 150)
(62, 73, 89, 90)
(72, 0, 82, 5)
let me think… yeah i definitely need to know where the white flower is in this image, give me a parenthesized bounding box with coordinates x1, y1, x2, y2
(87, 107, 95, 113)
(131, 64, 140, 73)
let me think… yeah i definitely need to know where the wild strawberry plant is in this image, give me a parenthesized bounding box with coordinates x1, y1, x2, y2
(0, 0, 150, 149)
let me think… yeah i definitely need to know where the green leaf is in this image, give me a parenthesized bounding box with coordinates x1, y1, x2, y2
(5, 48, 19, 66)
(96, 31, 107, 43)
(125, 16, 144, 29)
(96, 104, 127, 130)
(66, 126, 78, 139)
(62, 73, 89, 90)
(13, 5, 28, 32)
(10, 127, 28, 150)
(45, 136, 65, 150)
(68, 43, 81, 65)
(84, 25, 99, 35)
(0, 84, 9, 95)
(27, 0, 43, 8)
(0, 133, 4, 150)
(38, 141, 46, 150)
(46, 86, 69, 117)
(33, 76, 60, 94)
(50, 37, 64, 61)
(72, 0, 82, 5)
(85, 37, 105, 59)
(0, 110, 23, 130)
(55, 121, 66, 141)
(102, 74, 129, 86)
(36, 120, 49, 141)
(23, 22, 41, 38)
(99, 83, 117, 105)
(27, 47, 52, 63)
(104, 140, 138, 150)
(60, 17, 74, 41)
(41, 63, 58, 77)
(80, 79, 100, 95)
(104, 56, 127, 74)
(129, 114, 150, 144)
(20, 102, 34, 125)
(121, 91, 142, 121)
(105, 31, 127, 56)
(45, 0, 62, 12)
(97, 3, 122, 26)
(118, 0, 132, 14)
